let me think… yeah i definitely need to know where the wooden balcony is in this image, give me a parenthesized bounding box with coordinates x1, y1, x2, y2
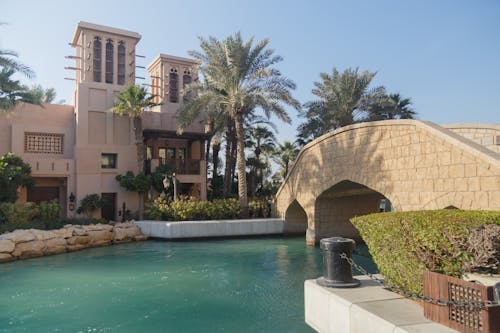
(145, 158, 201, 175)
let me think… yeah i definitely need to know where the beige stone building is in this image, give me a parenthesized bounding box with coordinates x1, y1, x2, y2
(0, 22, 208, 220)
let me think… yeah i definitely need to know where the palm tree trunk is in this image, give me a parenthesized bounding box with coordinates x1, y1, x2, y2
(134, 117, 144, 172)
(223, 127, 232, 196)
(134, 117, 145, 219)
(229, 125, 237, 192)
(206, 135, 212, 176)
(234, 112, 248, 218)
(212, 139, 220, 177)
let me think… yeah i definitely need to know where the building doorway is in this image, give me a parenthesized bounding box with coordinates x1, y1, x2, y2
(101, 193, 116, 221)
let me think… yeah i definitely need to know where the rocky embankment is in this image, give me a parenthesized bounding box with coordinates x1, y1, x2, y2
(0, 222, 147, 263)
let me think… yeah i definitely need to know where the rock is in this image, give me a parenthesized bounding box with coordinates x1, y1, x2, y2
(66, 226, 87, 236)
(12, 240, 46, 259)
(66, 236, 91, 246)
(134, 234, 148, 241)
(84, 224, 113, 232)
(113, 226, 140, 242)
(0, 239, 15, 253)
(52, 228, 73, 239)
(0, 230, 35, 243)
(30, 229, 57, 241)
(66, 244, 86, 252)
(87, 230, 113, 246)
(114, 222, 135, 229)
(44, 238, 67, 255)
(0, 253, 14, 262)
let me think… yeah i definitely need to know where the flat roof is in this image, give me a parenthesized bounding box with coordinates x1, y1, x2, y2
(71, 21, 141, 46)
(147, 53, 200, 71)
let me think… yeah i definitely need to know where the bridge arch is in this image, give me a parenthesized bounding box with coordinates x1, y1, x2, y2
(314, 180, 391, 242)
(275, 120, 500, 245)
(284, 199, 307, 234)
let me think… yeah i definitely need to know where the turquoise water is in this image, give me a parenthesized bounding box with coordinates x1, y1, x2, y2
(0, 237, 377, 333)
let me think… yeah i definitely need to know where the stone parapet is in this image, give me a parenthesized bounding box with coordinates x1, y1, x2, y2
(0, 222, 147, 263)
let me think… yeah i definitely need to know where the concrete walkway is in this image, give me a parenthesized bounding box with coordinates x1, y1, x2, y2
(305, 276, 458, 333)
(134, 218, 285, 239)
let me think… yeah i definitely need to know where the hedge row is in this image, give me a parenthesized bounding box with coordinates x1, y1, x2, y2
(0, 200, 105, 233)
(351, 210, 500, 295)
(145, 197, 241, 221)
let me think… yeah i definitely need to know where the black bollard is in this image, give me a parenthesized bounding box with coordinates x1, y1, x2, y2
(317, 237, 360, 288)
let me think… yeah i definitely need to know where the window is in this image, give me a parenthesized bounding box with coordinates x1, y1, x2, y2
(105, 39, 114, 84)
(93, 37, 102, 82)
(101, 153, 117, 169)
(183, 70, 192, 102)
(117, 41, 126, 85)
(166, 148, 176, 160)
(169, 68, 178, 103)
(146, 146, 153, 160)
(24, 132, 64, 154)
(178, 148, 186, 160)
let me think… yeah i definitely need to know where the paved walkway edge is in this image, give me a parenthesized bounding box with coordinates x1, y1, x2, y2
(305, 276, 458, 333)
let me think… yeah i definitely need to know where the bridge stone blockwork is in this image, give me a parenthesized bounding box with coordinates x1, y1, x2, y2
(275, 120, 500, 245)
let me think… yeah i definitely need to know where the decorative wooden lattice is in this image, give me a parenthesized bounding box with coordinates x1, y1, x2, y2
(423, 271, 500, 333)
(24, 132, 64, 154)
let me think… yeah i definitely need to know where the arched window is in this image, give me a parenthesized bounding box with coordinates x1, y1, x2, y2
(117, 41, 126, 85)
(105, 39, 114, 84)
(169, 68, 178, 103)
(93, 37, 102, 82)
(183, 70, 192, 102)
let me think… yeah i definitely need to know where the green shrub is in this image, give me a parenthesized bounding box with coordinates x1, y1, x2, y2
(38, 199, 61, 222)
(78, 194, 104, 217)
(351, 210, 500, 295)
(249, 198, 271, 218)
(145, 197, 240, 221)
(0, 202, 39, 232)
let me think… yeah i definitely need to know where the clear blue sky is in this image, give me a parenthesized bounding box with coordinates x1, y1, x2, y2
(1, 0, 499, 143)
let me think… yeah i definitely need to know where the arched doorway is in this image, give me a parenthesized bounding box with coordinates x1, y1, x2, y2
(314, 180, 391, 242)
(284, 200, 307, 235)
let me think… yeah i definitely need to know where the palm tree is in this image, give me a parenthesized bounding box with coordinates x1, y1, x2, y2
(297, 67, 387, 142)
(178, 33, 300, 216)
(273, 141, 299, 179)
(0, 49, 35, 79)
(366, 93, 416, 120)
(108, 84, 159, 218)
(0, 47, 38, 112)
(246, 125, 277, 196)
(25, 85, 65, 104)
(109, 84, 159, 172)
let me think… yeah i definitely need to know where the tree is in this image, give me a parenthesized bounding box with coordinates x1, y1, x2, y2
(25, 84, 65, 104)
(366, 93, 416, 121)
(178, 33, 300, 216)
(0, 153, 34, 202)
(109, 85, 159, 172)
(116, 171, 151, 220)
(0, 45, 39, 112)
(297, 67, 387, 144)
(273, 141, 299, 179)
(246, 125, 276, 196)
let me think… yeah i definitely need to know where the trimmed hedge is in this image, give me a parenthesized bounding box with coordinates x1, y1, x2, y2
(145, 197, 240, 221)
(351, 210, 500, 295)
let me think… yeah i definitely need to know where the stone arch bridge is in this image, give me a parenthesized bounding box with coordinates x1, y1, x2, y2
(275, 120, 500, 245)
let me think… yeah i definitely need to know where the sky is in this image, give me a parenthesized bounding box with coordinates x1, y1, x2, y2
(1, 0, 499, 144)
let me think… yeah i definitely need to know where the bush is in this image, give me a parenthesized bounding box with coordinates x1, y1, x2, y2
(38, 199, 61, 222)
(249, 198, 271, 218)
(0, 201, 39, 232)
(145, 197, 240, 221)
(78, 194, 104, 217)
(351, 210, 500, 295)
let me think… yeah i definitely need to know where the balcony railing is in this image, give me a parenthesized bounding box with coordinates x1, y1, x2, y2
(145, 158, 201, 175)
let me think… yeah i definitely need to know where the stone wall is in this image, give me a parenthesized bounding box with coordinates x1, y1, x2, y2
(445, 124, 500, 154)
(0, 222, 147, 263)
